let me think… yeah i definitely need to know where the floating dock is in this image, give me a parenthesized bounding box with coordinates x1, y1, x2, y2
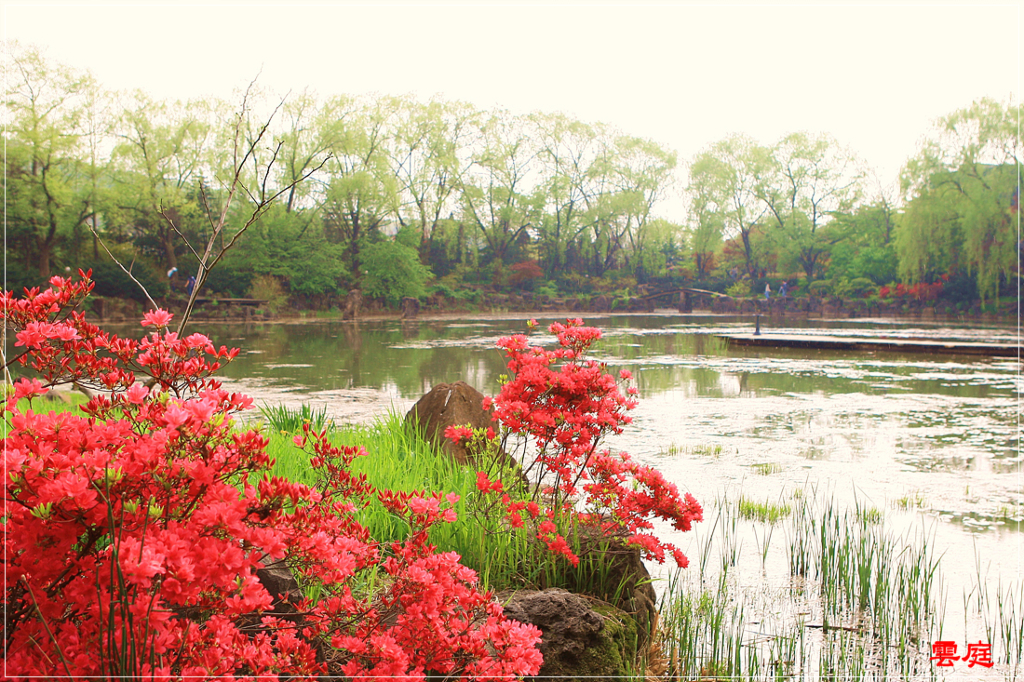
(716, 333, 1020, 358)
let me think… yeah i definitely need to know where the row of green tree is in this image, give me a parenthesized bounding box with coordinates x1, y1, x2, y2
(5, 43, 1020, 308)
(688, 98, 1019, 305)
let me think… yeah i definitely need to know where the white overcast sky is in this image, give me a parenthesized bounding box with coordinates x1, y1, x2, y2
(3, 1, 1021, 219)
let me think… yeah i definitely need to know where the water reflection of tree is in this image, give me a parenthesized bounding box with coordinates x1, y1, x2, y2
(206, 320, 1016, 409)
(208, 321, 511, 398)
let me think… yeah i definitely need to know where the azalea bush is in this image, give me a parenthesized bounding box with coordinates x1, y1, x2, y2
(2, 272, 541, 680)
(878, 277, 946, 302)
(447, 319, 703, 569)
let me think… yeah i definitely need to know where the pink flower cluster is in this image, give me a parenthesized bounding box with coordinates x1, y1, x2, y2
(452, 318, 703, 567)
(3, 273, 541, 680)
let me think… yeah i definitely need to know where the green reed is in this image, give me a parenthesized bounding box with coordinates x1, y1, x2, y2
(657, 484, 980, 681)
(659, 570, 756, 680)
(964, 545, 1024, 674)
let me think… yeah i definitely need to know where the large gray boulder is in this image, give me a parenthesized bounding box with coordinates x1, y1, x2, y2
(572, 532, 659, 649)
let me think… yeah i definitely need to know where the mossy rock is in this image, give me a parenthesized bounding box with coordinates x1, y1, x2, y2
(583, 603, 639, 678)
(498, 588, 640, 681)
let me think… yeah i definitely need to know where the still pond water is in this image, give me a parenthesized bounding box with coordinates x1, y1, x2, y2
(204, 312, 1020, 521)
(206, 314, 1020, 594)
(93, 311, 1024, 672)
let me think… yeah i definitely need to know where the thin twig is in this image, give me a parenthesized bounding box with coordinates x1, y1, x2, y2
(21, 577, 74, 678)
(158, 202, 203, 264)
(173, 85, 328, 337)
(85, 225, 159, 311)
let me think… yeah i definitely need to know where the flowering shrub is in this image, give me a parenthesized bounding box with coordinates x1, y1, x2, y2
(3, 273, 541, 680)
(877, 279, 945, 301)
(447, 319, 703, 568)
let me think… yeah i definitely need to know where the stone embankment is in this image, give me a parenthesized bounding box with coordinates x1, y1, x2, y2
(88, 288, 1016, 324)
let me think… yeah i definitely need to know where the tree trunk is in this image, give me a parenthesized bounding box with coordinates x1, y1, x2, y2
(741, 229, 756, 279)
(37, 241, 52, 280)
(162, 230, 178, 270)
(36, 213, 60, 279)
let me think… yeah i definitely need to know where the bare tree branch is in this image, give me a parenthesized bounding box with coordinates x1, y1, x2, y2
(158, 202, 204, 264)
(85, 225, 160, 311)
(173, 84, 330, 337)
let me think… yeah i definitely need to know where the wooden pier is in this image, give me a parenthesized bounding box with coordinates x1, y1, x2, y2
(716, 333, 1020, 358)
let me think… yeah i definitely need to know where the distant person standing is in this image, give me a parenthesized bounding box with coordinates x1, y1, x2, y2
(186, 274, 196, 296)
(780, 281, 788, 298)
(167, 267, 178, 292)
(764, 282, 771, 300)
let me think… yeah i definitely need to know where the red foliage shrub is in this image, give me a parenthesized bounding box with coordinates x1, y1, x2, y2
(509, 260, 544, 286)
(3, 273, 541, 680)
(449, 319, 703, 568)
(884, 280, 944, 302)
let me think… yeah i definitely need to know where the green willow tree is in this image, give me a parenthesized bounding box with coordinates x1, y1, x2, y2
(4, 44, 102, 280)
(459, 109, 541, 269)
(687, 135, 772, 280)
(686, 180, 724, 280)
(531, 113, 605, 276)
(386, 95, 478, 261)
(107, 92, 217, 270)
(756, 132, 864, 282)
(607, 134, 678, 280)
(276, 90, 338, 214)
(897, 97, 1021, 300)
(319, 95, 400, 278)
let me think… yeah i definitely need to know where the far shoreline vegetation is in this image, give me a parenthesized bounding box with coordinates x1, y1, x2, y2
(5, 43, 1020, 324)
(82, 284, 1018, 327)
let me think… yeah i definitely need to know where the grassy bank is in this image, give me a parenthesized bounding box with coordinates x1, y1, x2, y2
(260, 405, 1022, 681)
(261, 407, 643, 603)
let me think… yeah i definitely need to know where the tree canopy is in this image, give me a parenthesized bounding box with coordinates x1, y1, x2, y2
(4, 42, 1018, 308)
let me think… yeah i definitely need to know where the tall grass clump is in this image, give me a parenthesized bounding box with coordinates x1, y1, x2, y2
(259, 401, 333, 434)
(264, 408, 627, 595)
